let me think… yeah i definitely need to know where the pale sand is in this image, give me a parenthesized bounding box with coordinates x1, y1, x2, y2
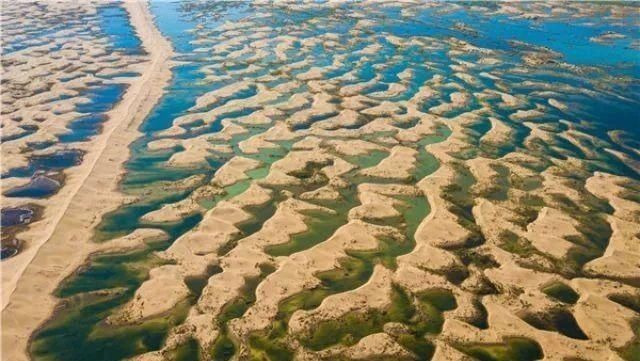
(1, 1, 173, 360)
(1, 0, 149, 303)
(5, 2, 639, 359)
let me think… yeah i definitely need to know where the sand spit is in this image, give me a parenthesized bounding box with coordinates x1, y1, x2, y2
(1, 1, 173, 360)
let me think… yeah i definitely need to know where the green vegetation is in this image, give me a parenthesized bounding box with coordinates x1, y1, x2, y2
(166, 338, 201, 361)
(498, 230, 536, 258)
(299, 286, 456, 360)
(619, 319, 640, 361)
(457, 337, 544, 361)
(608, 293, 640, 314)
(541, 282, 580, 304)
(521, 308, 588, 340)
(210, 264, 276, 361)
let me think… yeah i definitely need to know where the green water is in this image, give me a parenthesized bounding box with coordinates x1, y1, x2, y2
(414, 126, 451, 181)
(521, 308, 588, 340)
(211, 264, 276, 361)
(300, 286, 456, 358)
(457, 337, 544, 361)
(169, 338, 202, 361)
(246, 121, 449, 360)
(248, 179, 435, 359)
(264, 186, 357, 257)
(541, 282, 580, 304)
(24, 0, 640, 359)
(31, 213, 202, 361)
(620, 319, 640, 361)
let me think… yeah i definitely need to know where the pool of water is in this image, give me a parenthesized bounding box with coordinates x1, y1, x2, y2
(3, 175, 61, 199)
(3, 4, 140, 199)
(29, 2, 241, 359)
(97, 4, 145, 55)
(0, 207, 34, 227)
(2, 150, 84, 179)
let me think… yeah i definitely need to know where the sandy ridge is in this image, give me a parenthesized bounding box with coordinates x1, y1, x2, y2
(0, 1, 173, 360)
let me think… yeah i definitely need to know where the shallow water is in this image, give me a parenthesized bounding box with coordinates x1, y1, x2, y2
(2, 4, 137, 201)
(28, 1, 640, 361)
(2, 150, 84, 179)
(97, 4, 144, 55)
(3, 176, 61, 199)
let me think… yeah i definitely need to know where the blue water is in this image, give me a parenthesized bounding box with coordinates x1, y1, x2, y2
(3, 176, 60, 199)
(97, 5, 145, 55)
(58, 115, 107, 143)
(26, 2, 640, 360)
(3, 4, 137, 198)
(1, 150, 84, 179)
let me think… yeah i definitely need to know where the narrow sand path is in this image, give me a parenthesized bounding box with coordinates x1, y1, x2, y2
(1, 1, 173, 360)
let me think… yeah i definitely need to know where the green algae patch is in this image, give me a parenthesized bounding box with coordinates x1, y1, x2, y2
(497, 230, 537, 258)
(211, 335, 235, 361)
(294, 286, 456, 360)
(168, 338, 201, 361)
(248, 255, 376, 360)
(414, 126, 451, 181)
(521, 308, 588, 340)
(510, 194, 545, 228)
(477, 163, 511, 202)
(548, 193, 612, 271)
(30, 293, 191, 361)
(300, 285, 415, 351)
(344, 149, 389, 169)
(457, 337, 544, 361)
(210, 263, 276, 361)
(295, 286, 456, 357)
(248, 331, 294, 361)
(619, 318, 640, 361)
(265, 208, 346, 257)
(185, 264, 223, 300)
(541, 282, 580, 304)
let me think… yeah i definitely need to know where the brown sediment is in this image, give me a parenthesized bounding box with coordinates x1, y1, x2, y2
(1, 1, 174, 360)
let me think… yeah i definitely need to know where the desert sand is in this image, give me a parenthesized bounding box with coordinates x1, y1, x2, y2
(1, 1, 173, 360)
(2, 1, 640, 361)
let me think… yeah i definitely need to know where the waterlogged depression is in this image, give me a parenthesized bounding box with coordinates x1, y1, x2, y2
(2, 1, 639, 361)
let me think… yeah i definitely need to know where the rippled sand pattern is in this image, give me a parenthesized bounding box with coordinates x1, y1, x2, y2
(9, 1, 640, 361)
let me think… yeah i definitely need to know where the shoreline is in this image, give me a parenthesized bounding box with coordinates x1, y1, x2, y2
(1, 1, 174, 360)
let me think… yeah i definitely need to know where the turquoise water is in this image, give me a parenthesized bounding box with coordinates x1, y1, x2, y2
(27, 2, 640, 361)
(28, 2, 242, 359)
